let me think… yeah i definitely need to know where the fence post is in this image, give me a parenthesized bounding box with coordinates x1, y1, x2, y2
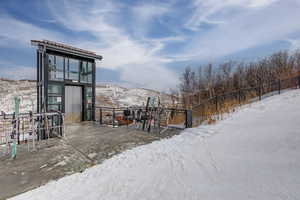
(185, 110, 192, 128)
(258, 85, 262, 101)
(185, 110, 188, 128)
(238, 89, 241, 104)
(278, 79, 281, 94)
(298, 75, 300, 89)
(99, 108, 103, 125)
(112, 108, 115, 127)
(215, 96, 218, 111)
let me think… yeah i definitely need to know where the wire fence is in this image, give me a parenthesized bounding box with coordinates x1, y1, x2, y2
(191, 75, 300, 127)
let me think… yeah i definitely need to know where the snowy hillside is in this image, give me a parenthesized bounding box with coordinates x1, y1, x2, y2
(0, 79, 36, 113)
(10, 89, 300, 200)
(96, 84, 174, 107)
(0, 79, 174, 114)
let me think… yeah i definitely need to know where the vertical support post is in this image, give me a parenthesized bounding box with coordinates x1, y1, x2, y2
(258, 82, 262, 101)
(112, 108, 115, 127)
(238, 89, 241, 104)
(142, 97, 150, 131)
(36, 50, 40, 114)
(278, 79, 281, 94)
(298, 75, 300, 89)
(14, 97, 20, 145)
(185, 110, 192, 128)
(185, 110, 188, 128)
(99, 108, 103, 125)
(215, 95, 218, 111)
(92, 62, 96, 121)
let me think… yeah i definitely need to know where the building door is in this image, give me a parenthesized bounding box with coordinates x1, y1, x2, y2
(65, 86, 82, 123)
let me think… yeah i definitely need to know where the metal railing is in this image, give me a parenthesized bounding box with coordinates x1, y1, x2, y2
(0, 111, 64, 157)
(95, 106, 190, 133)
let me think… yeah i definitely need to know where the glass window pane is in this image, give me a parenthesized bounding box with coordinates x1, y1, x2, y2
(84, 87, 92, 120)
(80, 61, 88, 83)
(48, 84, 62, 112)
(87, 62, 93, 83)
(48, 55, 64, 81)
(65, 58, 69, 79)
(87, 62, 92, 73)
(48, 104, 60, 111)
(85, 87, 92, 98)
(68, 58, 79, 81)
(48, 84, 62, 94)
(48, 96, 62, 104)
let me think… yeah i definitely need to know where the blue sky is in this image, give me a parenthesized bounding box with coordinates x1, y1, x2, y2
(1, 0, 300, 90)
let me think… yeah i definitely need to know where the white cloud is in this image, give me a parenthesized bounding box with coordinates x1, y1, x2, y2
(0, 0, 299, 90)
(286, 39, 300, 52)
(120, 62, 179, 91)
(185, 0, 279, 31)
(132, 3, 170, 22)
(183, 0, 300, 60)
(0, 16, 63, 48)
(46, 0, 180, 90)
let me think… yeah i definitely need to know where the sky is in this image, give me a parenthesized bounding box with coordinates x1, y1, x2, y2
(0, 0, 300, 91)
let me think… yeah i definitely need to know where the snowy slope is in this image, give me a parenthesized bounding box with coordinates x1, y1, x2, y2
(10, 89, 300, 200)
(0, 79, 36, 113)
(96, 84, 174, 107)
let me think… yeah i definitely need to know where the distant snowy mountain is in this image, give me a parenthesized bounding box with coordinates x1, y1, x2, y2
(0, 79, 175, 114)
(0, 79, 36, 114)
(96, 84, 174, 107)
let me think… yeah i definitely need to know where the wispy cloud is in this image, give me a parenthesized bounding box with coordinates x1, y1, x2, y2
(182, 0, 300, 60)
(0, 15, 63, 48)
(0, 0, 299, 90)
(45, 0, 181, 90)
(185, 0, 279, 31)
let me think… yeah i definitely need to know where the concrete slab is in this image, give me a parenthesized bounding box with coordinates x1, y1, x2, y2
(0, 122, 181, 199)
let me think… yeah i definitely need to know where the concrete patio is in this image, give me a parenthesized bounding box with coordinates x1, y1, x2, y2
(0, 122, 181, 200)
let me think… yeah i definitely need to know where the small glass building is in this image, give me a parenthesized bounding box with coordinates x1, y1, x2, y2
(31, 40, 102, 123)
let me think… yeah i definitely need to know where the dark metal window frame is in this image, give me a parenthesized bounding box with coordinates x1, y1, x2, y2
(36, 48, 97, 121)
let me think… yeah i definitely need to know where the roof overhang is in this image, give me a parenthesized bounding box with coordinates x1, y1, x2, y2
(31, 40, 103, 61)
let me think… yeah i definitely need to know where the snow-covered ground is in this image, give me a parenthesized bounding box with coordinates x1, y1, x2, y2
(10, 89, 300, 200)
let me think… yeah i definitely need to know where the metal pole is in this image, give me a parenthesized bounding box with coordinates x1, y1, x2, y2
(185, 110, 188, 128)
(100, 108, 103, 125)
(215, 96, 218, 111)
(278, 79, 281, 94)
(238, 89, 241, 104)
(112, 108, 115, 127)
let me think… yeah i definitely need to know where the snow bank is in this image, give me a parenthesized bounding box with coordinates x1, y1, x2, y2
(10, 90, 300, 200)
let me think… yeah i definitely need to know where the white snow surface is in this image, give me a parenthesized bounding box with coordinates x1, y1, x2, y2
(10, 90, 300, 200)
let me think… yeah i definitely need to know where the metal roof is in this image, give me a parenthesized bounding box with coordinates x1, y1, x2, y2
(31, 40, 102, 60)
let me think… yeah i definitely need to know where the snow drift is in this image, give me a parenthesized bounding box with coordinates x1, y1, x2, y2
(10, 89, 300, 200)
